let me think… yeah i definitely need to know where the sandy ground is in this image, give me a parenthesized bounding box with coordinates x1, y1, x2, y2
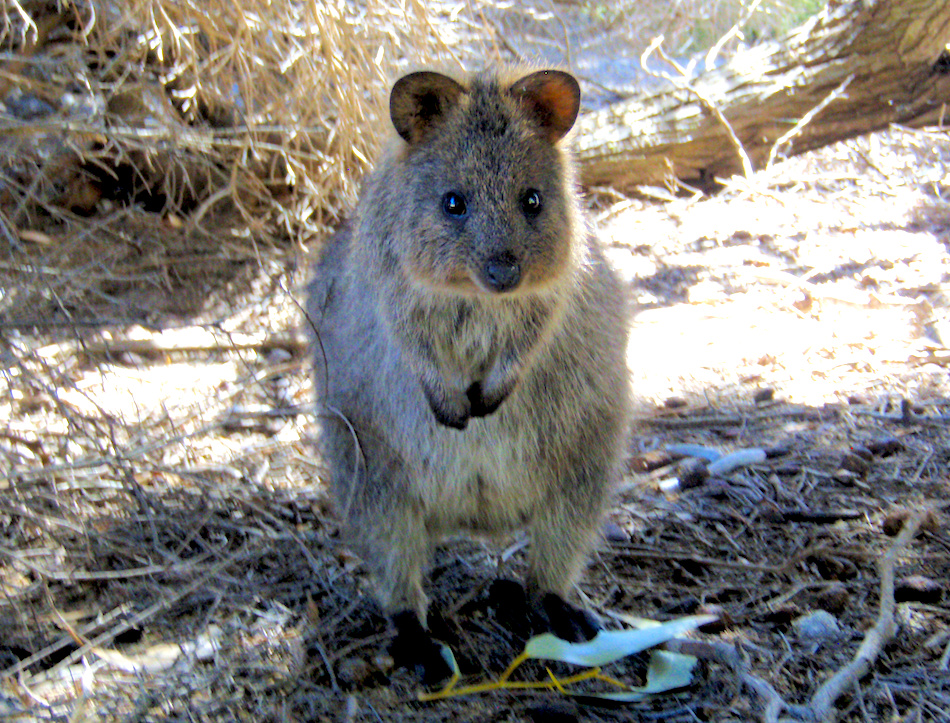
(4, 124, 949, 721)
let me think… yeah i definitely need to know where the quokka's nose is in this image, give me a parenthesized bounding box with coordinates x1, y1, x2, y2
(483, 252, 521, 293)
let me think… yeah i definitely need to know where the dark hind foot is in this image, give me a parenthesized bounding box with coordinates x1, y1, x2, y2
(388, 610, 454, 686)
(488, 580, 600, 643)
(540, 592, 600, 642)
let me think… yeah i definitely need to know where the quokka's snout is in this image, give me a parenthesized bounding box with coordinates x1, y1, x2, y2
(481, 250, 521, 293)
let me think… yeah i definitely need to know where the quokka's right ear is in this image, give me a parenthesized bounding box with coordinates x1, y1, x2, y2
(390, 71, 465, 144)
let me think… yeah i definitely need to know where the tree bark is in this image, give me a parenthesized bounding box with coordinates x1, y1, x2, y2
(575, 0, 950, 189)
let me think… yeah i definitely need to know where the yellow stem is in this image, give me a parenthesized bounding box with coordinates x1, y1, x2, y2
(418, 664, 633, 702)
(497, 651, 529, 683)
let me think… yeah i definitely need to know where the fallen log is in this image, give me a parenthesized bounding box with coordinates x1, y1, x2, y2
(575, 0, 950, 189)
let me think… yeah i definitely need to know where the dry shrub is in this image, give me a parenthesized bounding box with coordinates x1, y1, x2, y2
(0, 0, 806, 325)
(0, 0, 441, 324)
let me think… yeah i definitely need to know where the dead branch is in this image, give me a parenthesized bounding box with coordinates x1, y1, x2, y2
(790, 509, 931, 722)
(37, 328, 306, 359)
(667, 509, 931, 722)
(575, 0, 950, 188)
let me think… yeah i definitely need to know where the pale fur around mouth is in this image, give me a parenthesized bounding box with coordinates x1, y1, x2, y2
(408, 264, 568, 299)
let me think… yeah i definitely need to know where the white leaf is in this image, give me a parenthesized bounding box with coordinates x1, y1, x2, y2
(589, 650, 699, 701)
(523, 614, 715, 667)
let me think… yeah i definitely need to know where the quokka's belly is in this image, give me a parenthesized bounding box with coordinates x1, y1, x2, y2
(413, 416, 545, 534)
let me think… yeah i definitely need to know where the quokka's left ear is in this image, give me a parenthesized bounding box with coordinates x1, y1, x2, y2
(509, 70, 581, 143)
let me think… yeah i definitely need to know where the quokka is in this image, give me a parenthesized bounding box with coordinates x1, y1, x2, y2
(307, 67, 631, 680)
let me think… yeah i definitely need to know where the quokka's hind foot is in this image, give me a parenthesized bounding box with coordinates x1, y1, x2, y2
(388, 610, 455, 687)
(540, 592, 600, 642)
(488, 579, 600, 643)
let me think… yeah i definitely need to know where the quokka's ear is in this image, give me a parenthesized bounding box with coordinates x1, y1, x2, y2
(390, 71, 465, 144)
(509, 70, 581, 144)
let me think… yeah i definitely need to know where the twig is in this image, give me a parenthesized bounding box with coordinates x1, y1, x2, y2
(909, 349, 950, 367)
(36, 328, 306, 359)
(766, 74, 855, 169)
(5, 1, 39, 45)
(0, 546, 215, 582)
(640, 35, 755, 178)
(640, 36, 755, 178)
(0, 602, 133, 680)
(664, 640, 786, 723)
(850, 408, 950, 427)
(0, 208, 21, 250)
(939, 638, 950, 671)
(705, 0, 765, 70)
(794, 509, 930, 722)
(639, 405, 832, 430)
(613, 545, 786, 574)
(668, 509, 930, 722)
(11, 420, 223, 483)
(6, 546, 252, 683)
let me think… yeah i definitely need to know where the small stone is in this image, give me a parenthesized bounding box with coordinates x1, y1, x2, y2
(696, 604, 729, 632)
(895, 575, 943, 604)
(793, 611, 840, 642)
(866, 435, 904, 457)
(810, 554, 857, 581)
(773, 462, 802, 476)
(7, 92, 55, 120)
(882, 510, 909, 536)
(677, 458, 709, 489)
(763, 604, 800, 626)
(602, 521, 628, 542)
(266, 347, 293, 364)
(833, 468, 860, 486)
(764, 444, 792, 459)
(336, 657, 376, 688)
(372, 653, 394, 672)
(793, 292, 813, 313)
(815, 583, 851, 614)
(840, 452, 870, 476)
(628, 449, 674, 473)
(753, 387, 775, 404)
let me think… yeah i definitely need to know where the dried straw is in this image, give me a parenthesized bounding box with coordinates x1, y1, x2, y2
(0, 0, 442, 324)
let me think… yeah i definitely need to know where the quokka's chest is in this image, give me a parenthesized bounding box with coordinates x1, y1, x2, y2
(411, 297, 554, 363)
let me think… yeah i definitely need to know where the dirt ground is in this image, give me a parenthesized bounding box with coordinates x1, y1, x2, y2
(2, 118, 948, 722)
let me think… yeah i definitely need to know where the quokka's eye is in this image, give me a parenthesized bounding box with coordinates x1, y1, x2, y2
(521, 188, 542, 217)
(442, 191, 467, 218)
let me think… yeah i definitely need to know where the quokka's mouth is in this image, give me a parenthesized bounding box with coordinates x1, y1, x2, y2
(411, 264, 547, 298)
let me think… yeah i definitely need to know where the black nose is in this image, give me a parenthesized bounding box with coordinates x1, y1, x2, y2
(483, 253, 521, 293)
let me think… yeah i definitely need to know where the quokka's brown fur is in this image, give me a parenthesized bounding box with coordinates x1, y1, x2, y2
(307, 67, 631, 649)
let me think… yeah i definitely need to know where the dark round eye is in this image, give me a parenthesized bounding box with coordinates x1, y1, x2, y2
(442, 191, 467, 218)
(521, 188, 542, 217)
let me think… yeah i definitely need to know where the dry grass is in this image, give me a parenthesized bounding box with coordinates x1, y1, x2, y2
(1, 0, 445, 324)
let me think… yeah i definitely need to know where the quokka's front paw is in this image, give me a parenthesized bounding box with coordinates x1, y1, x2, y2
(420, 375, 514, 428)
(422, 385, 471, 429)
(466, 380, 512, 418)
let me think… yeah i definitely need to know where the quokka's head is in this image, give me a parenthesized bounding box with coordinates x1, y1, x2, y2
(386, 69, 583, 297)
